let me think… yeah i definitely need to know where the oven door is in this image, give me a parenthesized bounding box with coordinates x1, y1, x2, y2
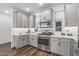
(38, 36, 50, 52)
(38, 37, 50, 46)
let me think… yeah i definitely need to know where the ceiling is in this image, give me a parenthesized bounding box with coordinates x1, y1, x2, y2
(0, 3, 66, 15)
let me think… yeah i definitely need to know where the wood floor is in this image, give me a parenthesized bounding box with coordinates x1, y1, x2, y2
(0, 42, 11, 52)
(0, 43, 57, 56)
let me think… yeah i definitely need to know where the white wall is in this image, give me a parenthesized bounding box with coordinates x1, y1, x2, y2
(0, 14, 11, 44)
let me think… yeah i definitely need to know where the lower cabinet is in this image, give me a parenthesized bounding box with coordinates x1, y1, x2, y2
(50, 37, 74, 56)
(29, 35, 38, 47)
(13, 35, 38, 49)
(50, 38, 60, 54)
(14, 35, 28, 49)
(60, 39, 71, 56)
(21, 35, 28, 46)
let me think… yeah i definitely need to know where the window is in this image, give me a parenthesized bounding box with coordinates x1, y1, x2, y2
(55, 21, 62, 31)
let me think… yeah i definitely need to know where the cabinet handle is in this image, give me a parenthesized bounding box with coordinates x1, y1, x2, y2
(32, 38, 34, 40)
(58, 43, 61, 46)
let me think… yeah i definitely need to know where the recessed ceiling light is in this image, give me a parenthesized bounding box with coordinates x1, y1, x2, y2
(39, 3, 43, 5)
(26, 8, 30, 11)
(5, 10, 9, 13)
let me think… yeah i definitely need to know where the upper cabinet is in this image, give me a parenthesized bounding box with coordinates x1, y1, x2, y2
(16, 12, 22, 28)
(21, 14, 28, 28)
(65, 4, 79, 27)
(52, 6, 65, 32)
(33, 8, 53, 32)
(29, 14, 36, 28)
(39, 8, 53, 28)
(12, 4, 79, 29)
(12, 8, 29, 28)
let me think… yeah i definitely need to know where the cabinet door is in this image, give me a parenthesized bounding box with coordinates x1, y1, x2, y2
(29, 16, 33, 28)
(14, 36, 21, 49)
(29, 35, 38, 47)
(18, 36, 24, 48)
(23, 35, 28, 46)
(20, 35, 28, 47)
(60, 39, 70, 56)
(29, 15, 36, 28)
(11, 35, 16, 48)
(15, 35, 28, 49)
(51, 37, 60, 54)
(32, 35, 38, 47)
(65, 4, 79, 26)
(32, 15, 36, 28)
(12, 35, 18, 48)
(16, 13, 22, 28)
(53, 6, 65, 32)
(22, 15, 28, 28)
(29, 35, 33, 45)
(13, 11, 17, 27)
(36, 16, 40, 29)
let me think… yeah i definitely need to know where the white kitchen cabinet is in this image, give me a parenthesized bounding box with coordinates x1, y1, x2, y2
(36, 16, 40, 29)
(32, 35, 38, 47)
(18, 36, 24, 48)
(60, 38, 74, 56)
(52, 6, 65, 32)
(29, 15, 36, 28)
(29, 16, 32, 28)
(50, 37, 60, 54)
(13, 11, 17, 27)
(14, 12, 28, 28)
(11, 35, 19, 48)
(17, 13, 28, 28)
(16, 12, 22, 28)
(29, 35, 38, 47)
(65, 4, 79, 27)
(29, 35, 32, 45)
(21, 35, 28, 46)
(12, 8, 28, 28)
(13, 35, 21, 49)
(21, 14, 28, 28)
(32, 15, 36, 28)
(60, 38, 71, 56)
(14, 35, 28, 49)
(50, 37, 74, 56)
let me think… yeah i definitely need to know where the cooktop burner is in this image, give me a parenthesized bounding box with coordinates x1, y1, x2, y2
(38, 32, 53, 36)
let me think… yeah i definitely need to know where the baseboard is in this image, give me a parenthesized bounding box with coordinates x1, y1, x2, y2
(0, 41, 11, 45)
(0, 42, 11, 45)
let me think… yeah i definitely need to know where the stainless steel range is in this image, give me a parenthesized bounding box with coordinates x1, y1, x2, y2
(38, 32, 52, 52)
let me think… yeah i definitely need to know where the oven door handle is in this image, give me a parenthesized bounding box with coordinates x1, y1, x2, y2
(39, 37, 50, 39)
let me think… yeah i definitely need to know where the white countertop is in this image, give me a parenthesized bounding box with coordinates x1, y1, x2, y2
(14, 33, 38, 36)
(51, 35, 75, 38)
(14, 33, 75, 38)
(13, 33, 78, 42)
